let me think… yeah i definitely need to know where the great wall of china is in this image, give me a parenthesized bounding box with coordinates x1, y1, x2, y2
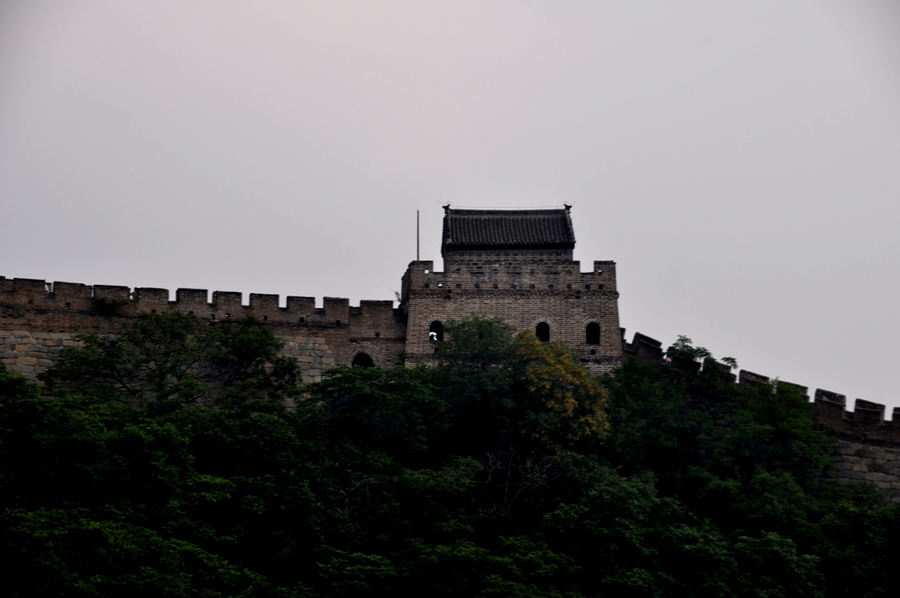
(3, 207, 898, 501)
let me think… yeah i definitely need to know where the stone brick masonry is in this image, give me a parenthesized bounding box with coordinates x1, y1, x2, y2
(822, 441, 900, 503)
(400, 256, 621, 375)
(0, 277, 400, 384)
(0, 331, 75, 378)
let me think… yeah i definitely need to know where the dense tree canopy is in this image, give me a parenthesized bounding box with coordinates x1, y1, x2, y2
(1, 314, 898, 597)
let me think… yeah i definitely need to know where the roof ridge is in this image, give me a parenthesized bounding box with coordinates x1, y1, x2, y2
(447, 208, 568, 214)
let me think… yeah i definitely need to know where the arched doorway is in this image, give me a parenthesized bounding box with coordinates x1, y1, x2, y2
(586, 322, 600, 345)
(351, 352, 374, 368)
(536, 322, 550, 342)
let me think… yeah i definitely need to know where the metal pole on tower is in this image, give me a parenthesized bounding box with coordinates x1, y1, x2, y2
(417, 210, 420, 261)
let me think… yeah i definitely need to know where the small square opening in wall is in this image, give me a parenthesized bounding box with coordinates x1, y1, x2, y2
(474, 284, 480, 288)
(530, 284, 535, 289)
(493, 284, 498, 289)
(585, 285, 591, 290)
(424, 283, 430, 288)
(548, 285, 554, 289)
(456, 284, 461, 288)
(375, 332, 380, 338)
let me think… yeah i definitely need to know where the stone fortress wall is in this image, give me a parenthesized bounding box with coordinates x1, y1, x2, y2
(740, 371, 900, 502)
(5, 277, 897, 502)
(629, 342, 900, 503)
(2, 208, 627, 381)
(0, 276, 406, 384)
(5, 206, 896, 500)
(6, 273, 898, 500)
(0, 255, 623, 382)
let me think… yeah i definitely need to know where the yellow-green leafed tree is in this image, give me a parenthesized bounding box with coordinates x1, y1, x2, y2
(436, 316, 609, 456)
(513, 332, 609, 449)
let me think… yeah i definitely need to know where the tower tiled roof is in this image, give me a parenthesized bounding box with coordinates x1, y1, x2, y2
(441, 207, 575, 254)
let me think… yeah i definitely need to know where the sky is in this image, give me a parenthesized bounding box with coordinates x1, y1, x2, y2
(2, 1, 899, 412)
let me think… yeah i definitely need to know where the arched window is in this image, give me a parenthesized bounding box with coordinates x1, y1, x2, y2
(536, 322, 550, 342)
(586, 322, 600, 345)
(429, 320, 444, 342)
(351, 352, 374, 368)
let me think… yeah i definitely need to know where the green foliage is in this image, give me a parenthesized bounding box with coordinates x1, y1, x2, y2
(513, 333, 608, 448)
(306, 366, 448, 459)
(434, 317, 607, 455)
(40, 312, 300, 407)
(600, 338, 900, 598)
(1, 321, 899, 597)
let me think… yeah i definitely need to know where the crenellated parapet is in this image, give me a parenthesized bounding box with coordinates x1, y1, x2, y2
(400, 260, 617, 305)
(622, 331, 663, 364)
(0, 276, 403, 328)
(0, 275, 408, 377)
(732, 368, 900, 446)
(812, 391, 900, 445)
(619, 332, 900, 501)
(620, 331, 900, 449)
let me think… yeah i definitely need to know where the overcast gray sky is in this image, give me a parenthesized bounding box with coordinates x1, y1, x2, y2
(2, 1, 899, 411)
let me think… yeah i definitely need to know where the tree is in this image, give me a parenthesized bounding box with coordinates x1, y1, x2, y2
(512, 332, 608, 449)
(40, 312, 300, 407)
(434, 316, 608, 455)
(5, 315, 900, 597)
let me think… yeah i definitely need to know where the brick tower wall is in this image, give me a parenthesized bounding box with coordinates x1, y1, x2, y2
(400, 249, 622, 375)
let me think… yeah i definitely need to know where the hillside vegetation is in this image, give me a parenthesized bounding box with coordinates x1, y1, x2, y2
(2, 314, 898, 597)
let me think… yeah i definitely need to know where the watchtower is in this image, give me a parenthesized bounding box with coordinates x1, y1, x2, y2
(399, 206, 622, 374)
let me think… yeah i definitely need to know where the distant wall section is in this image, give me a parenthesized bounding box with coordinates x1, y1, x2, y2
(625, 343, 900, 504)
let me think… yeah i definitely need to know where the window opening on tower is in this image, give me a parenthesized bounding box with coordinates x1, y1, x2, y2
(429, 321, 444, 342)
